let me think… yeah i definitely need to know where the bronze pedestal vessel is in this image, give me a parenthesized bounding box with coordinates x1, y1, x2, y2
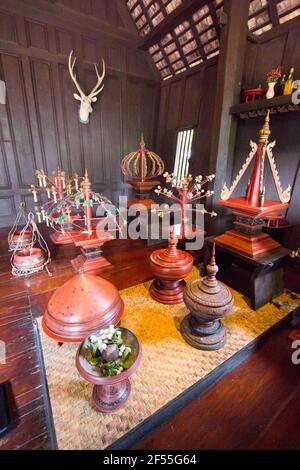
(181, 244, 234, 350)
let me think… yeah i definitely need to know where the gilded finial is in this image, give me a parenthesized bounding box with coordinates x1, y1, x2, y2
(259, 110, 271, 143)
(140, 133, 145, 148)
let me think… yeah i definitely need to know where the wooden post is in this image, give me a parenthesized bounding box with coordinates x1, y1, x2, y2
(208, 0, 250, 233)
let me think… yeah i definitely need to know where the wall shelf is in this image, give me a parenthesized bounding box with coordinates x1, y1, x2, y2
(230, 95, 300, 119)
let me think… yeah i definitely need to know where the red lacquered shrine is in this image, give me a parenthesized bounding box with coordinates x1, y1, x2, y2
(215, 111, 291, 258)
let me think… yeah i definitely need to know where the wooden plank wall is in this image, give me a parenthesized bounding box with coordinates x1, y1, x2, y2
(156, 59, 218, 178)
(0, 0, 160, 227)
(231, 17, 300, 249)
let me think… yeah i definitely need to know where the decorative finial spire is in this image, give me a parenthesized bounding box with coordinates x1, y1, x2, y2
(259, 110, 271, 143)
(166, 227, 178, 257)
(206, 243, 219, 283)
(140, 133, 145, 148)
(211, 242, 216, 266)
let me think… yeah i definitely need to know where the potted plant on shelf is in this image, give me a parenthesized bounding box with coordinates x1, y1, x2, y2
(266, 66, 282, 99)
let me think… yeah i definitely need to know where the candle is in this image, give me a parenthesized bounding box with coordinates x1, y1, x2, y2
(31, 185, 38, 202)
(46, 187, 51, 199)
(45, 216, 49, 227)
(35, 209, 41, 223)
(41, 208, 46, 221)
(51, 186, 57, 203)
(42, 173, 46, 187)
(54, 177, 58, 186)
(74, 174, 79, 190)
(62, 176, 65, 189)
(37, 174, 43, 187)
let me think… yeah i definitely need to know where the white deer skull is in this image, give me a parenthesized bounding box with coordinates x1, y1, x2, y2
(68, 50, 105, 124)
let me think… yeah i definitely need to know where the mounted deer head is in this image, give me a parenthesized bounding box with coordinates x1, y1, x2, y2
(68, 50, 105, 124)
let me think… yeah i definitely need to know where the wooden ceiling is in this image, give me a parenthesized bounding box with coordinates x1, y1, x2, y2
(126, 0, 300, 79)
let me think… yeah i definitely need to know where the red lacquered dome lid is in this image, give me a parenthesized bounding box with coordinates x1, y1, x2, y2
(150, 231, 193, 269)
(42, 273, 124, 343)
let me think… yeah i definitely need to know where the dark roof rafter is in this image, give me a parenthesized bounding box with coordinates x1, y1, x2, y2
(268, 0, 280, 26)
(138, 0, 213, 50)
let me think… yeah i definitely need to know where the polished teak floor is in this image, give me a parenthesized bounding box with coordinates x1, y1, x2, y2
(0, 228, 299, 450)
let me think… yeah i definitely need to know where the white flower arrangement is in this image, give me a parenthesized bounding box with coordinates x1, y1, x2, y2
(85, 326, 133, 377)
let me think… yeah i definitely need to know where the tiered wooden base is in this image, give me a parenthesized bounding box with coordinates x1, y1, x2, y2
(215, 198, 289, 259)
(149, 279, 186, 304)
(127, 180, 159, 209)
(92, 379, 131, 413)
(71, 230, 113, 274)
(215, 229, 281, 258)
(181, 315, 226, 351)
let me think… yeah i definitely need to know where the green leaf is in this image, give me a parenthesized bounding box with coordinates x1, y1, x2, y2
(83, 200, 93, 207)
(55, 213, 68, 224)
(122, 348, 130, 362)
(75, 193, 84, 202)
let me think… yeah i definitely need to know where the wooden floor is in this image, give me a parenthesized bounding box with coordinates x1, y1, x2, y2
(0, 227, 299, 450)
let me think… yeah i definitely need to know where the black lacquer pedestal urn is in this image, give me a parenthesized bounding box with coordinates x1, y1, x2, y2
(181, 244, 234, 350)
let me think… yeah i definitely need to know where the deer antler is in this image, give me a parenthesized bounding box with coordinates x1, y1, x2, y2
(89, 59, 106, 98)
(68, 50, 84, 98)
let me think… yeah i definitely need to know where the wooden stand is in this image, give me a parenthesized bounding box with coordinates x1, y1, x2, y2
(149, 231, 193, 304)
(70, 171, 113, 274)
(71, 230, 113, 274)
(127, 180, 159, 209)
(203, 236, 290, 310)
(215, 199, 288, 258)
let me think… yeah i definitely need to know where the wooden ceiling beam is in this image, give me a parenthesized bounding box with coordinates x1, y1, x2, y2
(158, 35, 174, 75)
(268, 0, 280, 27)
(189, 16, 207, 62)
(139, 0, 214, 50)
(208, 1, 221, 39)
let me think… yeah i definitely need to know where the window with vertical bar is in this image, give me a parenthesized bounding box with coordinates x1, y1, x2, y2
(173, 128, 195, 181)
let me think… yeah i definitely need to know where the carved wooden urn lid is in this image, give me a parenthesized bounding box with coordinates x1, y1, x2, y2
(150, 231, 193, 270)
(42, 273, 124, 343)
(184, 245, 233, 317)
